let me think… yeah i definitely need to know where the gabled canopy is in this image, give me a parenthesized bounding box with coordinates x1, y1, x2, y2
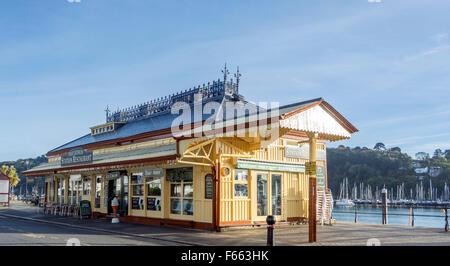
(280, 100, 358, 142)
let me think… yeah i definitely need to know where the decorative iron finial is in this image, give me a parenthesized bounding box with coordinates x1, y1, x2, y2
(222, 63, 230, 84)
(234, 66, 241, 94)
(105, 105, 110, 122)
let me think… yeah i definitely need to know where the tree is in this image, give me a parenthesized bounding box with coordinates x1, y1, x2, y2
(373, 142, 386, 151)
(445, 150, 450, 161)
(433, 149, 444, 158)
(415, 152, 429, 161)
(1, 165, 20, 187)
(390, 147, 401, 153)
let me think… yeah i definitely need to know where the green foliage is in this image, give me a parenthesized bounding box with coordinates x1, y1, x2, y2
(1, 165, 20, 186)
(327, 145, 449, 196)
(0, 156, 48, 189)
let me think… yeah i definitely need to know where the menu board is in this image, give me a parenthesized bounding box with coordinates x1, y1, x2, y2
(205, 174, 213, 199)
(79, 200, 92, 218)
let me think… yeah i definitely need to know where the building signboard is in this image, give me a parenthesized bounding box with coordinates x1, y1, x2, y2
(61, 149, 93, 166)
(237, 159, 305, 173)
(143, 168, 164, 178)
(284, 145, 326, 161)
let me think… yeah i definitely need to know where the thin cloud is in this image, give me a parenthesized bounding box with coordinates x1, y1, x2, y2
(358, 106, 450, 128)
(385, 133, 450, 146)
(403, 32, 450, 62)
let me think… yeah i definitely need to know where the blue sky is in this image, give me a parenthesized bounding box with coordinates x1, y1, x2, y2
(0, 0, 449, 161)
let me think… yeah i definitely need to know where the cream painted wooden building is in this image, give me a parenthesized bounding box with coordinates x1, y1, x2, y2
(23, 76, 357, 231)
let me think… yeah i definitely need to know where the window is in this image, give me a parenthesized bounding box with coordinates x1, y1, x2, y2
(131, 173, 144, 210)
(170, 182, 194, 215)
(257, 173, 268, 216)
(271, 174, 282, 216)
(68, 180, 73, 205)
(83, 177, 91, 195)
(167, 168, 193, 216)
(49, 181, 55, 202)
(147, 177, 161, 211)
(95, 176, 101, 208)
(234, 169, 249, 197)
(183, 183, 194, 215)
(57, 178, 63, 204)
(170, 183, 182, 214)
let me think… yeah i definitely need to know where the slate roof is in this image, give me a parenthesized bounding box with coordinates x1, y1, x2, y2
(47, 93, 324, 155)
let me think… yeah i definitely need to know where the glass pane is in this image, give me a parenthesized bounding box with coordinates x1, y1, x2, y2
(234, 184, 248, 197)
(171, 184, 181, 197)
(271, 174, 282, 216)
(234, 169, 249, 181)
(148, 183, 161, 196)
(147, 177, 161, 196)
(133, 185, 144, 196)
(131, 174, 143, 184)
(68, 181, 73, 197)
(183, 199, 194, 215)
(147, 197, 161, 211)
(257, 174, 268, 216)
(183, 183, 193, 198)
(170, 198, 181, 214)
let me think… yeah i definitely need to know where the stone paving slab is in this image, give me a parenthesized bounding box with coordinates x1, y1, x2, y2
(1, 202, 448, 246)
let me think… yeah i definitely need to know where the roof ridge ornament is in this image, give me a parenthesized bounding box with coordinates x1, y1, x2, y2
(222, 62, 229, 84)
(234, 66, 241, 95)
(105, 64, 241, 123)
(105, 105, 110, 122)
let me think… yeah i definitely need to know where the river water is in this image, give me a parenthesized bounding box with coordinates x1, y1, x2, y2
(332, 205, 448, 229)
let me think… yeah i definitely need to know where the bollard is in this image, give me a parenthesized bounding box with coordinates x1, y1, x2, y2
(411, 207, 415, 227)
(381, 188, 388, 225)
(354, 206, 357, 223)
(266, 215, 276, 246)
(445, 209, 448, 232)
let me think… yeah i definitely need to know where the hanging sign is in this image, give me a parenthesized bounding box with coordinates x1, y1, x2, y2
(316, 166, 326, 188)
(305, 162, 317, 175)
(105, 171, 121, 180)
(61, 149, 93, 166)
(284, 145, 326, 161)
(143, 168, 163, 178)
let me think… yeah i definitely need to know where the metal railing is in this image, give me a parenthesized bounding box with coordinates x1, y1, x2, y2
(332, 206, 449, 232)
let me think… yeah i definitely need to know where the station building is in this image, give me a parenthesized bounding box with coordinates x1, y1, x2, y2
(23, 73, 357, 231)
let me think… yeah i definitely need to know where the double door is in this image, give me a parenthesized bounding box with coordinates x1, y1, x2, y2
(255, 172, 282, 219)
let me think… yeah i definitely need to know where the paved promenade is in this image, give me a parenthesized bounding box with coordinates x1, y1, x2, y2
(0, 201, 448, 246)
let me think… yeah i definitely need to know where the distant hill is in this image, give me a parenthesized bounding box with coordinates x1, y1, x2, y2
(2, 147, 449, 198)
(327, 145, 450, 198)
(1, 155, 48, 194)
